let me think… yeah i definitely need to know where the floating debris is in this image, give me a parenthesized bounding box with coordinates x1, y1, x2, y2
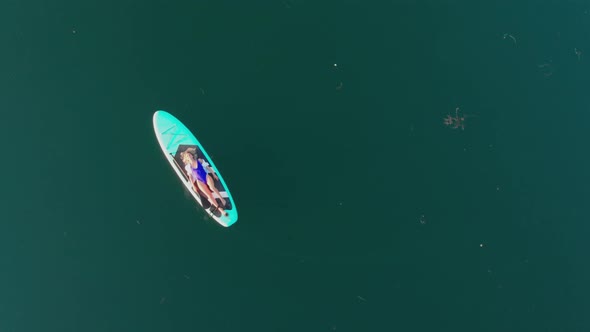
(419, 214, 426, 224)
(503, 33, 517, 46)
(443, 107, 465, 130)
(575, 48, 582, 61)
(538, 63, 553, 77)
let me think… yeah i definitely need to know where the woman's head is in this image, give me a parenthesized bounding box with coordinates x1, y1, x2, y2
(181, 151, 192, 165)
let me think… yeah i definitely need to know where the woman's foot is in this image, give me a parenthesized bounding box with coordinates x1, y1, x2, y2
(218, 207, 229, 217)
(213, 204, 229, 217)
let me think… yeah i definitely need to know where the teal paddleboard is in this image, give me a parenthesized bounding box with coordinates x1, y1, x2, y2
(153, 110, 238, 227)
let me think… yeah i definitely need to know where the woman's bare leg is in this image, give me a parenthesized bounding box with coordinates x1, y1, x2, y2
(196, 180, 228, 216)
(206, 175, 226, 206)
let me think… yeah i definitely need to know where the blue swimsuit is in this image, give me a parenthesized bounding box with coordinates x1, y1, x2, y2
(186, 160, 208, 184)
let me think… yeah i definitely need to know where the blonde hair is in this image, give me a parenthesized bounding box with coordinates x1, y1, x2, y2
(181, 151, 192, 165)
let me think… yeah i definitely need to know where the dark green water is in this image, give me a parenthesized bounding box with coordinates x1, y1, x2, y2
(3, 0, 590, 331)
